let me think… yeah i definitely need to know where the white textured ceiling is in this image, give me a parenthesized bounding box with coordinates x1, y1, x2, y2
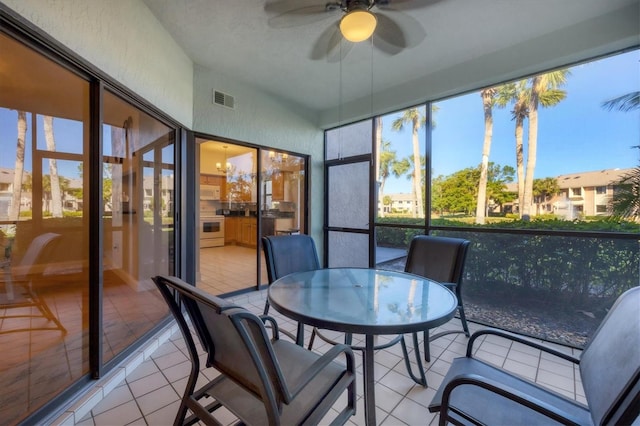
(142, 0, 638, 121)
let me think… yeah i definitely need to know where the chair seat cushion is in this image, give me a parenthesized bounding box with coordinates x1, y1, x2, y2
(429, 357, 593, 426)
(205, 339, 352, 425)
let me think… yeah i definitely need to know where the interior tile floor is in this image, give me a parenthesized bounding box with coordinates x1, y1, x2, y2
(71, 289, 585, 426)
(198, 245, 268, 295)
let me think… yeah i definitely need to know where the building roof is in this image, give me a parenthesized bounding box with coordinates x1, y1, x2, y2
(0, 168, 13, 184)
(556, 168, 634, 189)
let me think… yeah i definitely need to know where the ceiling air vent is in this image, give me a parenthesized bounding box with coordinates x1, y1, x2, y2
(213, 90, 234, 109)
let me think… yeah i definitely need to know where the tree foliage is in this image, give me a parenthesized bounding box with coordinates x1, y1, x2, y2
(432, 162, 515, 216)
(610, 146, 640, 220)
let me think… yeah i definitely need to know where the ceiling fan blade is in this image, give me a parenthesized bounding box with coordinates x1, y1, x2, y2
(265, 1, 341, 28)
(374, 0, 445, 11)
(310, 23, 353, 62)
(327, 38, 354, 63)
(374, 13, 407, 48)
(375, 10, 426, 48)
(372, 34, 403, 56)
(265, 0, 335, 14)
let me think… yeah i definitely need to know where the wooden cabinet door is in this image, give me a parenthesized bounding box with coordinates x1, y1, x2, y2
(272, 173, 284, 201)
(239, 218, 257, 247)
(224, 217, 236, 244)
(241, 219, 251, 246)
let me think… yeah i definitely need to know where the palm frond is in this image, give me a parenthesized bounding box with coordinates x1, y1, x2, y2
(602, 91, 640, 112)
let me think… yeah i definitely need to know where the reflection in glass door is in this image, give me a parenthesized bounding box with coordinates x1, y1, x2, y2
(102, 90, 172, 363)
(197, 139, 259, 294)
(259, 150, 307, 277)
(0, 32, 90, 424)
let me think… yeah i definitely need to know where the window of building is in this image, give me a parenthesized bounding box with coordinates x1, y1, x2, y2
(596, 186, 607, 194)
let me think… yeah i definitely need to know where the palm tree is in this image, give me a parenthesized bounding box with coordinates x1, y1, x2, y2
(10, 111, 27, 220)
(602, 92, 640, 220)
(378, 139, 392, 217)
(42, 175, 70, 214)
(475, 87, 499, 224)
(602, 91, 640, 112)
(392, 108, 426, 218)
(532, 177, 560, 215)
(43, 116, 64, 217)
(521, 70, 569, 219)
(609, 147, 640, 220)
(495, 80, 529, 216)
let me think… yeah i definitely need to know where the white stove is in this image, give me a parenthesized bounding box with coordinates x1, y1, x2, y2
(199, 214, 225, 248)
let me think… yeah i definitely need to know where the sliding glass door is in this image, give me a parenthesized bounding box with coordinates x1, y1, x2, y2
(0, 28, 178, 423)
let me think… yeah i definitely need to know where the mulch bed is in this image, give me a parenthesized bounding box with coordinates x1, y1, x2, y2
(379, 257, 600, 348)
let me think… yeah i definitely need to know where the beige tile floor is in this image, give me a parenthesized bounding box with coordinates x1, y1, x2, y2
(72, 289, 585, 426)
(198, 245, 268, 295)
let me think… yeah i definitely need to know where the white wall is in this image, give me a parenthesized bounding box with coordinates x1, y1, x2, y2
(193, 64, 325, 247)
(2, 0, 194, 127)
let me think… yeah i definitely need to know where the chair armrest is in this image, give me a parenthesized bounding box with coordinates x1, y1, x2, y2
(260, 315, 280, 340)
(440, 373, 585, 426)
(260, 314, 301, 343)
(285, 343, 356, 400)
(466, 329, 580, 364)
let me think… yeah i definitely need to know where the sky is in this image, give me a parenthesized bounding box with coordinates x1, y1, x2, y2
(1, 50, 638, 192)
(380, 49, 640, 193)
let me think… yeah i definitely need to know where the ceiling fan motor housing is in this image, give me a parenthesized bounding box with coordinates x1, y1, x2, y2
(344, 0, 376, 12)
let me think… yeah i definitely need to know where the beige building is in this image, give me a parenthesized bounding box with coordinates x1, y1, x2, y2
(552, 168, 634, 219)
(379, 192, 416, 215)
(378, 168, 635, 218)
(503, 168, 634, 219)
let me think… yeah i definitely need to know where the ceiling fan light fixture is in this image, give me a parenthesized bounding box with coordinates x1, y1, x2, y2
(340, 9, 377, 43)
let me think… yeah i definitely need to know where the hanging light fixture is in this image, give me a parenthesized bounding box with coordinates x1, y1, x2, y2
(340, 8, 377, 42)
(217, 145, 231, 172)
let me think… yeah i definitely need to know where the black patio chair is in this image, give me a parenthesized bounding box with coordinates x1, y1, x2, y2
(262, 234, 321, 343)
(153, 275, 356, 426)
(429, 286, 640, 425)
(403, 235, 471, 363)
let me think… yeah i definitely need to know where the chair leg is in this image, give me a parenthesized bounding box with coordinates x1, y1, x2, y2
(263, 299, 270, 315)
(401, 333, 427, 386)
(458, 304, 470, 337)
(344, 332, 353, 346)
(423, 329, 431, 363)
(308, 327, 317, 350)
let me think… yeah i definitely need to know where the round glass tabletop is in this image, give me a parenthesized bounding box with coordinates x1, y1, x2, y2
(268, 267, 457, 335)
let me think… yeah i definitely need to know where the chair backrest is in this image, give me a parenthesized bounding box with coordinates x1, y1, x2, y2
(579, 286, 640, 425)
(153, 275, 288, 418)
(11, 232, 61, 281)
(262, 234, 320, 284)
(404, 235, 470, 285)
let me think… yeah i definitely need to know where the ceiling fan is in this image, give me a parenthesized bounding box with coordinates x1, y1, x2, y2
(264, 0, 442, 62)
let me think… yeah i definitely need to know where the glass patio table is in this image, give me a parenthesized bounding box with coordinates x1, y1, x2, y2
(267, 267, 457, 426)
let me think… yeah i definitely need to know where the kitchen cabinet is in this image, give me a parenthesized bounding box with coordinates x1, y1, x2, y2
(200, 174, 214, 184)
(225, 217, 238, 244)
(200, 174, 226, 197)
(240, 217, 257, 248)
(272, 172, 284, 201)
(223, 217, 256, 247)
